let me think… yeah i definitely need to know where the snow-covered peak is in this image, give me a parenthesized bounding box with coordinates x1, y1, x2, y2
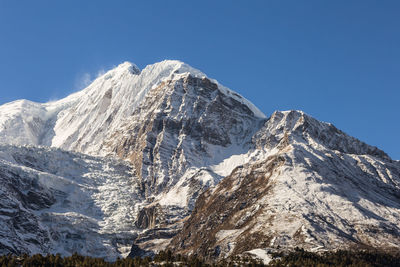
(154, 60, 266, 119)
(97, 61, 141, 79)
(0, 59, 266, 152)
(119, 61, 141, 74)
(257, 110, 390, 160)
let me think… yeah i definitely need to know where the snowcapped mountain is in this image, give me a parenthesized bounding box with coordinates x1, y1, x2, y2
(168, 110, 400, 260)
(0, 60, 399, 261)
(0, 60, 266, 258)
(0, 60, 263, 154)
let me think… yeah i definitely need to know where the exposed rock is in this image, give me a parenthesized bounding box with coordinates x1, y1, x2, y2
(135, 205, 162, 229)
(168, 110, 400, 260)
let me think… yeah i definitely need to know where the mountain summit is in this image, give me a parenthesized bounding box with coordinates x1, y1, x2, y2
(0, 60, 399, 261)
(0, 60, 264, 153)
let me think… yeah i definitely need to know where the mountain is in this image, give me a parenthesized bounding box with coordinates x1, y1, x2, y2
(0, 60, 265, 258)
(0, 60, 399, 262)
(168, 110, 400, 262)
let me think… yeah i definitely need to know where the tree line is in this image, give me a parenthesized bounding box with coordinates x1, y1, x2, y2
(0, 248, 399, 266)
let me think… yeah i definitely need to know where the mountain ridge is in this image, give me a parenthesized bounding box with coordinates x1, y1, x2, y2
(0, 60, 265, 154)
(0, 60, 398, 261)
(168, 109, 400, 260)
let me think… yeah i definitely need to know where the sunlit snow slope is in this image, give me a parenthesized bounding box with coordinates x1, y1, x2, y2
(0, 144, 140, 259)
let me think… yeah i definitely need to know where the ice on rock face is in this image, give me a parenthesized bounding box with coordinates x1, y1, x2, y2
(0, 144, 142, 259)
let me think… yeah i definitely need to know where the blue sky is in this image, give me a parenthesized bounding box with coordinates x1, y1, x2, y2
(0, 1, 399, 159)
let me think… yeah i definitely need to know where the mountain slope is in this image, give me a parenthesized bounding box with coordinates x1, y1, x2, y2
(0, 144, 142, 259)
(168, 110, 400, 259)
(0, 61, 399, 261)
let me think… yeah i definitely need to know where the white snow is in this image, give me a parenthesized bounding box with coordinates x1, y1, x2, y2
(158, 184, 190, 207)
(245, 248, 273, 265)
(0, 144, 141, 260)
(0, 60, 265, 155)
(216, 229, 245, 242)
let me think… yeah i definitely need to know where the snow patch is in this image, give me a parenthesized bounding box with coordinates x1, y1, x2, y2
(245, 248, 273, 265)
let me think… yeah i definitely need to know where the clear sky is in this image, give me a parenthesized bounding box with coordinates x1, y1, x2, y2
(0, 1, 399, 159)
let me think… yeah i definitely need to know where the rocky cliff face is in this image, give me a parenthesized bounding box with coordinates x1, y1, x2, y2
(106, 74, 261, 195)
(105, 72, 263, 254)
(168, 110, 400, 260)
(0, 61, 399, 261)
